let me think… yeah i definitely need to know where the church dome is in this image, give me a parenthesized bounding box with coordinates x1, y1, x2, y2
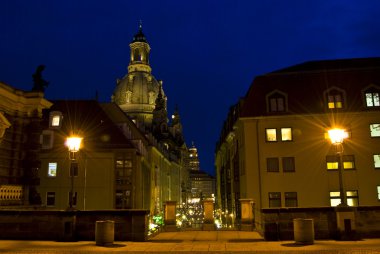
(132, 28, 147, 43)
(112, 72, 165, 112)
(111, 24, 166, 129)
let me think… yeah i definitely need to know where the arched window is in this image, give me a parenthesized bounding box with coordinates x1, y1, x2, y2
(133, 49, 141, 62)
(266, 90, 287, 113)
(126, 91, 132, 103)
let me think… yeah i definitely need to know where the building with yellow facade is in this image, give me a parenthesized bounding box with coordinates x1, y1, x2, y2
(216, 57, 380, 230)
(36, 25, 189, 216)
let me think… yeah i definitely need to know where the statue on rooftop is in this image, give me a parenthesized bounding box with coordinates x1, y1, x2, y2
(32, 65, 49, 92)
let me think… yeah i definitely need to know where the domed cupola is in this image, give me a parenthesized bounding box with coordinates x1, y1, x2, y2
(111, 23, 167, 131)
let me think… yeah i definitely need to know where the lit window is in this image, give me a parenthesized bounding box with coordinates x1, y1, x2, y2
(48, 162, 57, 177)
(282, 157, 295, 172)
(281, 128, 292, 141)
(267, 157, 279, 172)
(269, 192, 281, 207)
(116, 160, 123, 168)
(370, 124, 380, 137)
(49, 111, 63, 128)
(125, 160, 132, 168)
(377, 186, 380, 200)
(285, 192, 297, 207)
(329, 191, 358, 207)
(266, 128, 277, 142)
(365, 92, 380, 107)
(343, 155, 355, 170)
(374, 154, 380, 168)
(328, 94, 343, 109)
(347, 190, 359, 206)
(326, 155, 339, 170)
(51, 115, 60, 126)
(329, 191, 341, 206)
(46, 192, 55, 206)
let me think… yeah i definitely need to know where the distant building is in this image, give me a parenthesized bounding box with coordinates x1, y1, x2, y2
(215, 57, 380, 229)
(0, 81, 52, 206)
(187, 143, 215, 203)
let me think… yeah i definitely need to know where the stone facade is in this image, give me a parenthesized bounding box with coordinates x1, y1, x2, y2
(0, 81, 52, 206)
(0, 209, 149, 241)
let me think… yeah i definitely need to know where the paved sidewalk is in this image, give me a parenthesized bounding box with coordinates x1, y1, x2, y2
(1, 231, 380, 253)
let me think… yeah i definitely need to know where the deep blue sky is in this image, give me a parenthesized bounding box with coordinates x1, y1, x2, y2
(1, 1, 380, 176)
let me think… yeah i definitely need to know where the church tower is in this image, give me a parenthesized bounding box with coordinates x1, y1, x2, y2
(112, 23, 167, 131)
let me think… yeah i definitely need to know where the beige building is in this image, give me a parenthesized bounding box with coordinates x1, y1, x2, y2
(216, 58, 380, 229)
(0, 81, 52, 206)
(37, 25, 188, 214)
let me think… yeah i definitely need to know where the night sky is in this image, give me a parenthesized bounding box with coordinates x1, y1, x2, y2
(2, 1, 380, 176)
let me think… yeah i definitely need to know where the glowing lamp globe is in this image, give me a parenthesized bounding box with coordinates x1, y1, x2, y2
(328, 128, 348, 144)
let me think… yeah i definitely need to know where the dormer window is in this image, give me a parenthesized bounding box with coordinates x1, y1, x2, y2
(49, 111, 63, 128)
(363, 85, 380, 107)
(266, 90, 287, 113)
(324, 87, 345, 109)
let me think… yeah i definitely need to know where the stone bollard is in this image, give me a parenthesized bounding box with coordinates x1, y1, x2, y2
(95, 220, 114, 246)
(293, 218, 314, 245)
(164, 201, 177, 232)
(202, 198, 215, 231)
(239, 199, 255, 231)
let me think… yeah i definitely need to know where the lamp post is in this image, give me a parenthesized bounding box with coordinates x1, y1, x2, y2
(328, 128, 348, 207)
(66, 136, 82, 210)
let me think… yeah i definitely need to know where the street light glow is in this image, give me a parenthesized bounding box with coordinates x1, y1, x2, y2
(66, 136, 82, 152)
(328, 128, 348, 144)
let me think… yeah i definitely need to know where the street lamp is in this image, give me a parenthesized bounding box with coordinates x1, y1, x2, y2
(328, 128, 348, 207)
(66, 136, 82, 209)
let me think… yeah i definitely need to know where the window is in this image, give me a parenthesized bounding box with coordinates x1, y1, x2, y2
(266, 128, 277, 142)
(326, 155, 339, 170)
(347, 190, 359, 206)
(377, 186, 380, 200)
(281, 128, 292, 141)
(370, 124, 380, 137)
(41, 130, 53, 149)
(48, 162, 57, 177)
(330, 190, 359, 207)
(365, 92, 380, 107)
(46, 192, 55, 206)
(69, 162, 78, 177)
(49, 111, 63, 128)
(267, 158, 279, 172)
(285, 192, 298, 207)
(328, 94, 343, 109)
(343, 155, 355, 170)
(330, 191, 341, 206)
(51, 115, 60, 126)
(269, 97, 285, 112)
(269, 192, 281, 207)
(282, 157, 295, 172)
(267, 90, 287, 113)
(374, 155, 380, 168)
(69, 191, 77, 207)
